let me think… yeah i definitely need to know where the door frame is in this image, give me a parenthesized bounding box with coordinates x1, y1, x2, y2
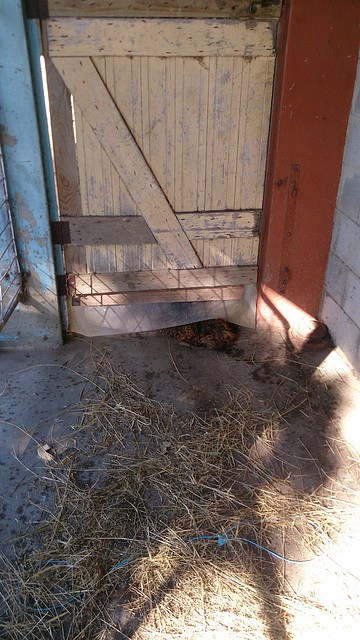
(257, 0, 360, 334)
(32, 0, 360, 338)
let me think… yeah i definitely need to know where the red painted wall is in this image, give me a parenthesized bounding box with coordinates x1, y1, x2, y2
(258, 0, 360, 330)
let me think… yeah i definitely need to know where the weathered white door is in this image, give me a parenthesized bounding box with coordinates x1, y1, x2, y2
(45, 15, 277, 332)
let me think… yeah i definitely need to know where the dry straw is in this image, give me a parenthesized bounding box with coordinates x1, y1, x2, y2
(0, 355, 359, 639)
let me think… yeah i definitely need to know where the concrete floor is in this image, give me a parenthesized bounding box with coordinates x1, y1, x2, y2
(1, 328, 360, 636)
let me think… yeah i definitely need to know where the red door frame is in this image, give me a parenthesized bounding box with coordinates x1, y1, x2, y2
(257, 0, 360, 337)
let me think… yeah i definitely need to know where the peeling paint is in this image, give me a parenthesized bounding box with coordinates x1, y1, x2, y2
(0, 0, 62, 344)
(14, 190, 37, 227)
(0, 126, 18, 147)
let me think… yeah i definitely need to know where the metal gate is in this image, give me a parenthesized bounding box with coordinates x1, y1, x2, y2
(0, 143, 22, 331)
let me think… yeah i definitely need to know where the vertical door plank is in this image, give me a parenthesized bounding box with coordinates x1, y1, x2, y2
(81, 112, 105, 216)
(196, 56, 210, 213)
(129, 57, 143, 157)
(115, 245, 124, 272)
(107, 245, 117, 272)
(73, 104, 89, 215)
(242, 57, 267, 209)
(225, 57, 242, 210)
(144, 56, 178, 208)
(237, 57, 271, 209)
(113, 57, 135, 131)
(182, 58, 201, 212)
(204, 57, 217, 211)
(151, 245, 170, 271)
(110, 162, 121, 216)
(64, 245, 87, 274)
(138, 244, 152, 271)
(174, 57, 184, 212)
(45, 54, 82, 217)
(210, 57, 234, 210)
(79, 58, 140, 217)
(140, 57, 151, 161)
(111, 56, 147, 215)
(92, 57, 115, 217)
(86, 245, 109, 272)
(102, 148, 114, 217)
(256, 56, 276, 209)
(122, 245, 140, 272)
(165, 57, 176, 209)
(234, 58, 251, 210)
(147, 57, 169, 201)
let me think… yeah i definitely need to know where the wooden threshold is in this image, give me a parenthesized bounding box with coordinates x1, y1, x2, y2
(71, 265, 257, 295)
(72, 285, 245, 306)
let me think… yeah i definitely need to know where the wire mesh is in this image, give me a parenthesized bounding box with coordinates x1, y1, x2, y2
(0, 144, 22, 331)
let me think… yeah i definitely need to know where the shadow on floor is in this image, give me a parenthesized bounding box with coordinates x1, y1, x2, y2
(0, 328, 359, 639)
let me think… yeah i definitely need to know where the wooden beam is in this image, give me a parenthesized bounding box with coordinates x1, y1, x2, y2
(258, 0, 360, 325)
(177, 210, 260, 240)
(61, 211, 260, 245)
(62, 215, 156, 245)
(48, 18, 276, 57)
(53, 56, 202, 269)
(43, 46, 82, 217)
(72, 285, 245, 306)
(72, 265, 257, 295)
(47, 0, 282, 20)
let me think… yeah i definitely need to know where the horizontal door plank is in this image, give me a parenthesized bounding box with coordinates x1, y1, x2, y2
(63, 215, 156, 245)
(72, 265, 257, 295)
(61, 210, 260, 245)
(177, 210, 260, 240)
(48, 19, 276, 57)
(72, 285, 245, 306)
(55, 57, 201, 269)
(48, 0, 282, 20)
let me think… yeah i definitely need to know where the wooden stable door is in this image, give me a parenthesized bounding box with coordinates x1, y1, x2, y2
(44, 16, 276, 326)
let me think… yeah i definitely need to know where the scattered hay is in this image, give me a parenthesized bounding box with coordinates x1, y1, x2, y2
(0, 356, 359, 640)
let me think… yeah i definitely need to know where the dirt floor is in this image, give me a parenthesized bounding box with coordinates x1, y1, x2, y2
(0, 327, 360, 639)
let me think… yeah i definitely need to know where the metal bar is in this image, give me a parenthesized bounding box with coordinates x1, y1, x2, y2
(0, 221, 11, 238)
(0, 2, 62, 343)
(1, 277, 22, 300)
(26, 17, 68, 333)
(0, 143, 22, 331)
(0, 289, 22, 332)
(0, 240, 15, 264)
(0, 271, 20, 286)
(0, 254, 20, 279)
(0, 268, 22, 294)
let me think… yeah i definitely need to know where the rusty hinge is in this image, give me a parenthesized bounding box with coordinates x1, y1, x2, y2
(56, 274, 76, 298)
(51, 221, 71, 245)
(25, 0, 49, 19)
(278, 163, 300, 295)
